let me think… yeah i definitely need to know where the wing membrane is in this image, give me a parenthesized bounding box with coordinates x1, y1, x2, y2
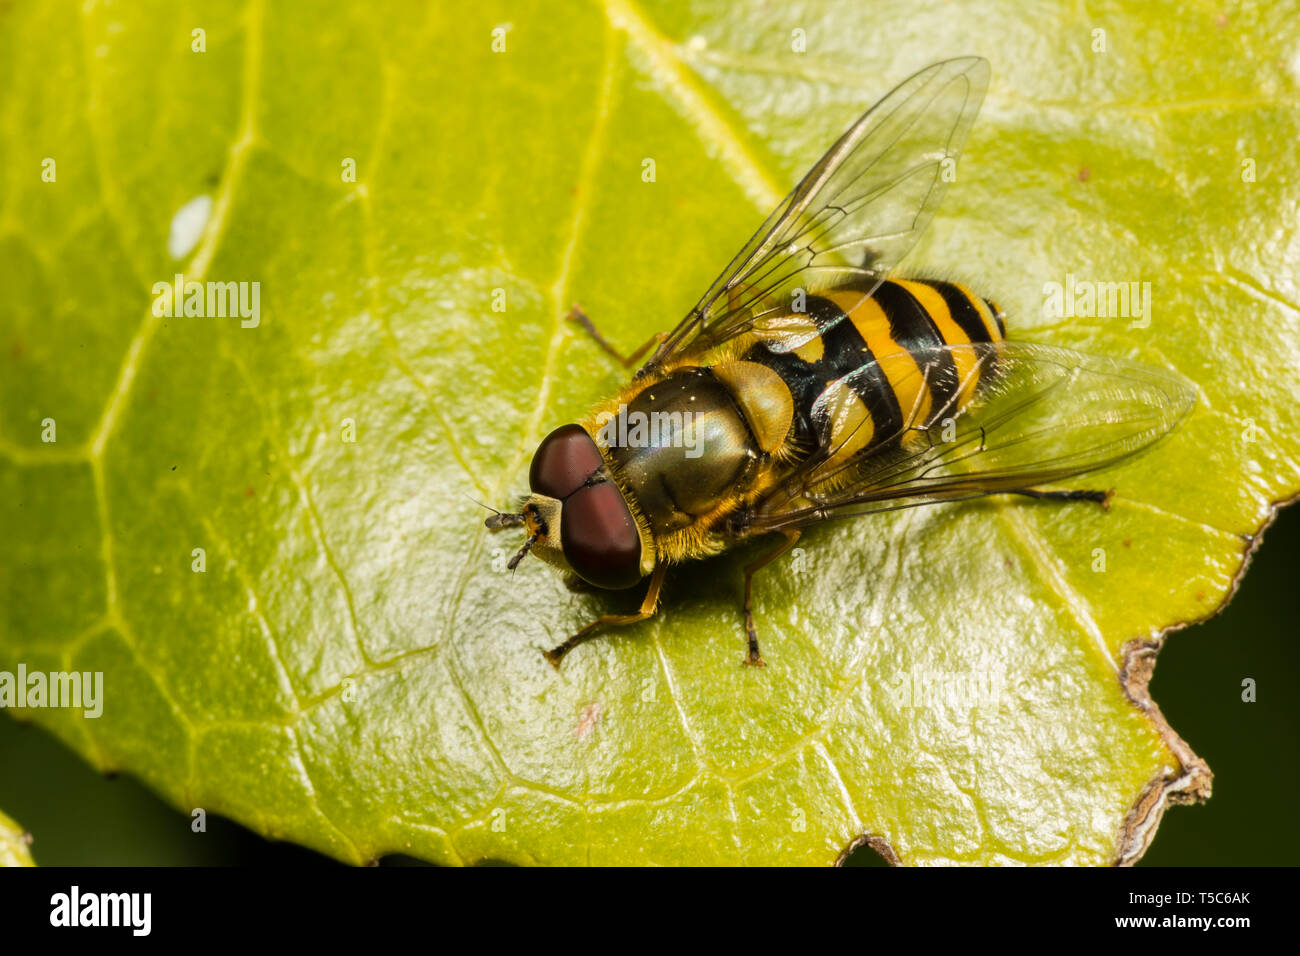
(645, 56, 990, 370)
(748, 342, 1197, 532)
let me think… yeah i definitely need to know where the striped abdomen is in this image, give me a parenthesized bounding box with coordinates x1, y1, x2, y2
(741, 278, 1006, 476)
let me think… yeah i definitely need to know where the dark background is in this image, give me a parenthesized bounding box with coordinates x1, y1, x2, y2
(2, 504, 1296, 866)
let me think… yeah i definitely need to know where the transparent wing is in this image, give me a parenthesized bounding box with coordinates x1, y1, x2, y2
(746, 342, 1197, 533)
(643, 56, 990, 373)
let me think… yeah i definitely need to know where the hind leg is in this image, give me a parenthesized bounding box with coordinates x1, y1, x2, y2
(1010, 487, 1113, 509)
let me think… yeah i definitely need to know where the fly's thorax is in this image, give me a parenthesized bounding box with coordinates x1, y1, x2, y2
(594, 365, 792, 536)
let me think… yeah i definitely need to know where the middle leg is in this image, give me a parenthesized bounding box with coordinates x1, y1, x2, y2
(741, 529, 803, 667)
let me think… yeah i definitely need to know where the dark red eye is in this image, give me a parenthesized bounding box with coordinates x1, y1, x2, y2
(561, 482, 643, 589)
(529, 424, 604, 499)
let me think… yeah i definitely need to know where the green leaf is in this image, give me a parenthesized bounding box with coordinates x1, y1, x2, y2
(0, 810, 35, 867)
(2, 0, 1297, 865)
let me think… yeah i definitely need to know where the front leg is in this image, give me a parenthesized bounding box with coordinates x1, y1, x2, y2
(545, 563, 668, 669)
(741, 529, 802, 667)
(563, 573, 600, 594)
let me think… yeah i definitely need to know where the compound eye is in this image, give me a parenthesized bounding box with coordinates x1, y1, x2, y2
(561, 482, 643, 590)
(529, 424, 604, 499)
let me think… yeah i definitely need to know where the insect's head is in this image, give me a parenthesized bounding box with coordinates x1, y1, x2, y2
(485, 424, 648, 590)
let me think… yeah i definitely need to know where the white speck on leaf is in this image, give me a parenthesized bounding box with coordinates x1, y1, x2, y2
(168, 194, 212, 260)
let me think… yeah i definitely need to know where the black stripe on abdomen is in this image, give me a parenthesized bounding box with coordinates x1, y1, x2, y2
(742, 293, 903, 453)
(928, 280, 998, 344)
(870, 280, 960, 418)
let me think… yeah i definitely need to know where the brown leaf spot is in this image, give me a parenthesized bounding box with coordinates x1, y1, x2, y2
(574, 702, 603, 740)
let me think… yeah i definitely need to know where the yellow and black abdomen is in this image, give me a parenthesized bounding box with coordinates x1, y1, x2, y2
(741, 278, 1005, 478)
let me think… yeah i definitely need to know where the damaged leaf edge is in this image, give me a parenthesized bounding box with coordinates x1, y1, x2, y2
(827, 494, 1294, 868)
(1113, 490, 1299, 866)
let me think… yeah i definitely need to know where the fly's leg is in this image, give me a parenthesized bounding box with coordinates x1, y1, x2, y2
(1011, 487, 1113, 509)
(544, 563, 667, 670)
(567, 303, 666, 368)
(562, 573, 600, 594)
(741, 529, 802, 668)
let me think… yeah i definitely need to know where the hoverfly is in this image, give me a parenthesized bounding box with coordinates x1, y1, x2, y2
(486, 56, 1194, 669)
